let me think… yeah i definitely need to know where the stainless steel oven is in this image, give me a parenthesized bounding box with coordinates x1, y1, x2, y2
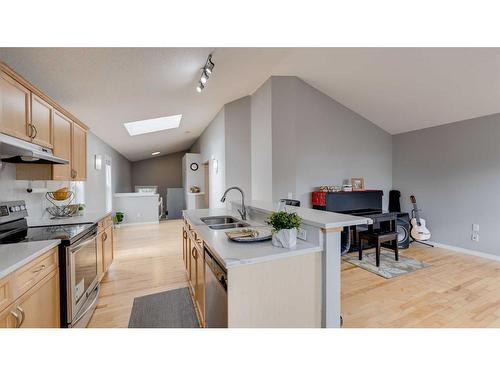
(66, 226, 99, 328)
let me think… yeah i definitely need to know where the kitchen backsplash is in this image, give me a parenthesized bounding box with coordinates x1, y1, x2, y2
(0, 163, 85, 219)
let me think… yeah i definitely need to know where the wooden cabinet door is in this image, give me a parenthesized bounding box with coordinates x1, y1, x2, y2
(103, 226, 114, 273)
(189, 240, 197, 294)
(0, 71, 30, 141)
(195, 246, 205, 322)
(15, 269, 60, 328)
(52, 110, 72, 180)
(71, 122, 87, 180)
(30, 93, 53, 148)
(97, 230, 104, 281)
(0, 307, 15, 328)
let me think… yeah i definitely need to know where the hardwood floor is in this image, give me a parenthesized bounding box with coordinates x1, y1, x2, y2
(342, 244, 500, 327)
(88, 220, 187, 328)
(88, 220, 500, 328)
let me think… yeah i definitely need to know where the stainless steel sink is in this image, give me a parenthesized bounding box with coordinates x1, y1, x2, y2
(200, 216, 241, 225)
(208, 222, 250, 230)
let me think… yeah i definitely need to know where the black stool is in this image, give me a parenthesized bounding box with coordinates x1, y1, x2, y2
(358, 231, 399, 267)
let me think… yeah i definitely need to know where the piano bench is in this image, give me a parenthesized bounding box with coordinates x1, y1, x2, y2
(358, 231, 399, 267)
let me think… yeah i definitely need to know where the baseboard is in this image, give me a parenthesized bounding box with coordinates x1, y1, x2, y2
(118, 221, 159, 227)
(429, 241, 500, 262)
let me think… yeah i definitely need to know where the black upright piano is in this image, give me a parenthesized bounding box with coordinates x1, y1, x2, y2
(312, 190, 396, 253)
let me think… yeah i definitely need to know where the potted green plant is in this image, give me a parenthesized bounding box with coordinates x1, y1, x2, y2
(114, 211, 124, 228)
(265, 210, 302, 248)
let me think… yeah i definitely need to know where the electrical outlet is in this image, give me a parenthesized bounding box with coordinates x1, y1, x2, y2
(287, 192, 293, 199)
(297, 228, 307, 241)
(472, 224, 480, 232)
(471, 232, 479, 242)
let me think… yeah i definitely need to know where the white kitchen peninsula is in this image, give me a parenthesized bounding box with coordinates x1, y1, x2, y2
(183, 201, 370, 328)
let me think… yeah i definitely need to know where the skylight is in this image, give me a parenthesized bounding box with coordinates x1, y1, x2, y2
(124, 114, 182, 136)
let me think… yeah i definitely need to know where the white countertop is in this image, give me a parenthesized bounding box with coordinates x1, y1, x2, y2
(183, 208, 322, 269)
(27, 211, 111, 227)
(237, 200, 372, 229)
(114, 193, 159, 198)
(0, 240, 61, 279)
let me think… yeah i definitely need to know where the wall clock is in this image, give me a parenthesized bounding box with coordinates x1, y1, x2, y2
(190, 162, 199, 171)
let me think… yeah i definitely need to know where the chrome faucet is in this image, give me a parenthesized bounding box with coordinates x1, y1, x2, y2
(221, 186, 247, 221)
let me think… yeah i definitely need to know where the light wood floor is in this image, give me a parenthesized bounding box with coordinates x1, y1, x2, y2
(88, 220, 500, 328)
(88, 220, 187, 328)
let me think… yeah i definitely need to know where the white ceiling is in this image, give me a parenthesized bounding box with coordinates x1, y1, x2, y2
(1, 48, 499, 161)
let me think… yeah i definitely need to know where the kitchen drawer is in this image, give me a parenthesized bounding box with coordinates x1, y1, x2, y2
(13, 247, 58, 300)
(0, 276, 12, 313)
(98, 214, 113, 231)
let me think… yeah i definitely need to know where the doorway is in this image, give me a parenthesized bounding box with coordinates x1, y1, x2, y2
(203, 161, 209, 208)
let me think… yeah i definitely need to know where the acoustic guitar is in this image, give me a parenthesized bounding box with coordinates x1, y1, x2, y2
(410, 195, 431, 241)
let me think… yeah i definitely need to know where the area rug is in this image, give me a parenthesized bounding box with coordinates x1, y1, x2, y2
(128, 287, 200, 328)
(343, 250, 431, 279)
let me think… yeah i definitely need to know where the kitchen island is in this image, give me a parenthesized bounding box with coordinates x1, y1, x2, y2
(183, 201, 370, 328)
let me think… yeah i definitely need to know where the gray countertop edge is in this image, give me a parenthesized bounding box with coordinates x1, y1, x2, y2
(0, 239, 61, 280)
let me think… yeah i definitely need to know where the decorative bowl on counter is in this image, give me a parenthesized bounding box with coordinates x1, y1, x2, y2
(49, 187, 72, 201)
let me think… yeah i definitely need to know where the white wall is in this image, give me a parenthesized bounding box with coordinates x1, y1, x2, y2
(251, 79, 273, 201)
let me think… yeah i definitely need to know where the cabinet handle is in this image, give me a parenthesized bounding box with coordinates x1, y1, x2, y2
(16, 306, 25, 327)
(192, 247, 197, 259)
(31, 264, 46, 273)
(102, 232, 108, 241)
(32, 124, 38, 139)
(71, 169, 77, 179)
(10, 310, 21, 328)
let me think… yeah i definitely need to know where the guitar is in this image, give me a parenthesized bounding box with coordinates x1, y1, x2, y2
(410, 195, 431, 241)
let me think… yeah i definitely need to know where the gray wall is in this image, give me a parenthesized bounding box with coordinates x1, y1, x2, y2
(393, 113, 500, 256)
(85, 131, 133, 212)
(131, 151, 185, 214)
(251, 79, 273, 201)
(251, 76, 393, 208)
(191, 109, 226, 208)
(225, 96, 252, 197)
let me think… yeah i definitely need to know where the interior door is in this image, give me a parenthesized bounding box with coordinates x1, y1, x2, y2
(0, 71, 30, 141)
(30, 93, 53, 148)
(52, 110, 72, 180)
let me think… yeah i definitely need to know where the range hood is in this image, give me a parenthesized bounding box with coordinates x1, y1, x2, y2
(0, 133, 69, 165)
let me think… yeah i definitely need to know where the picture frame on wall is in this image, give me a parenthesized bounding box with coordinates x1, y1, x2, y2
(351, 177, 365, 191)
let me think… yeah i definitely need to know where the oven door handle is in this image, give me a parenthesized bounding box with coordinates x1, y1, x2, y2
(69, 235, 97, 254)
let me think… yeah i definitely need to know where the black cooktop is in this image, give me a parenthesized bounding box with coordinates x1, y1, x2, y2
(0, 219, 94, 245)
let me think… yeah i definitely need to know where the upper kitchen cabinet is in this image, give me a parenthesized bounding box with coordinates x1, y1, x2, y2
(30, 93, 53, 148)
(0, 71, 31, 142)
(71, 122, 87, 180)
(1, 61, 89, 181)
(52, 110, 72, 180)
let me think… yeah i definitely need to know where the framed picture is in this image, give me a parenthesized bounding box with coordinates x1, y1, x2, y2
(351, 177, 365, 191)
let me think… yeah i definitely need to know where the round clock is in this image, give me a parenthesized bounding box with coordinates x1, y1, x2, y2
(190, 162, 199, 171)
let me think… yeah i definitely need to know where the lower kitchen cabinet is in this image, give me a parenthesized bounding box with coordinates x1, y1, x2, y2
(97, 215, 114, 281)
(195, 246, 205, 321)
(11, 269, 60, 328)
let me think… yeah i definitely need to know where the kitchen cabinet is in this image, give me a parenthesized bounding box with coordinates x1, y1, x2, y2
(97, 214, 114, 281)
(0, 70, 30, 141)
(195, 245, 205, 321)
(30, 93, 53, 148)
(1, 61, 89, 181)
(52, 110, 72, 180)
(10, 269, 60, 328)
(0, 246, 60, 328)
(71, 122, 87, 181)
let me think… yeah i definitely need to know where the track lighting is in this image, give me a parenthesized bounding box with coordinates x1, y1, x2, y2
(196, 54, 215, 93)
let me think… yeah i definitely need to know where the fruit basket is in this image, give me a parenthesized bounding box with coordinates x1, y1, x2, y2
(45, 189, 77, 218)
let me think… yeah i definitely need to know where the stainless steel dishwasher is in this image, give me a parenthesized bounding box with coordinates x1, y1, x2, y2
(204, 245, 228, 328)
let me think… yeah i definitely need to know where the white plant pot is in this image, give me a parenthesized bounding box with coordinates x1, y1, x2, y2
(272, 228, 298, 248)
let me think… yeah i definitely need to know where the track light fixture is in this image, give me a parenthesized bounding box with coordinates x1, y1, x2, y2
(196, 54, 215, 93)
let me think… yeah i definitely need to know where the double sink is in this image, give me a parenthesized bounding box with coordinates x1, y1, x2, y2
(200, 216, 250, 230)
